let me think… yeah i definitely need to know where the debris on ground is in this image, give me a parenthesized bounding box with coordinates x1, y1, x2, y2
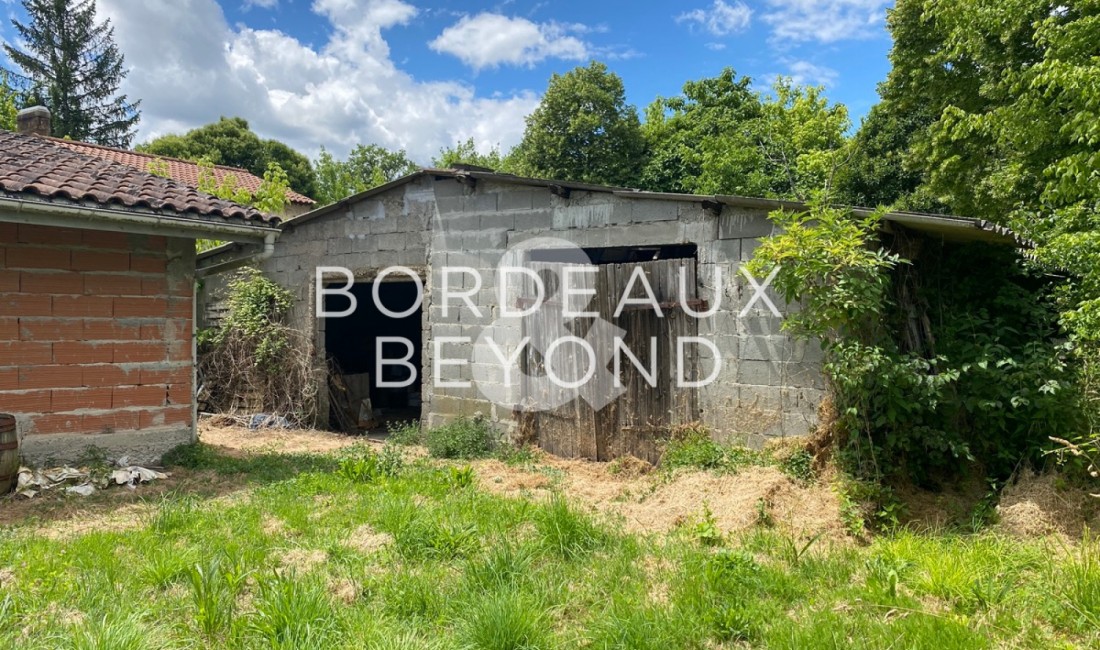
(14, 461, 168, 499)
(248, 413, 292, 429)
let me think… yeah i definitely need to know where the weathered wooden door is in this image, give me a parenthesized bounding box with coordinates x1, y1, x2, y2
(521, 258, 699, 463)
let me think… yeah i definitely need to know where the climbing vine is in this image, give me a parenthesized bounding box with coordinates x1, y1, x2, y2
(198, 268, 317, 424)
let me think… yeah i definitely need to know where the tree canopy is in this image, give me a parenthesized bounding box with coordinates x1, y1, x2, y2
(433, 138, 505, 171)
(3, 0, 140, 147)
(641, 70, 849, 201)
(313, 144, 419, 206)
(137, 117, 316, 199)
(509, 61, 645, 186)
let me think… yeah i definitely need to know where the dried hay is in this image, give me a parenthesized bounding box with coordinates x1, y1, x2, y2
(473, 455, 847, 542)
(278, 548, 327, 574)
(342, 524, 394, 554)
(996, 470, 1100, 540)
(198, 420, 364, 455)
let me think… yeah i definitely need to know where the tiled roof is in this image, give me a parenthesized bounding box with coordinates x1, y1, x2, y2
(49, 137, 316, 206)
(0, 130, 275, 224)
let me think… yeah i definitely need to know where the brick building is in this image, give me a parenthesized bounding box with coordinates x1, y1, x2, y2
(0, 129, 278, 464)
(199, 167, 1021, 461)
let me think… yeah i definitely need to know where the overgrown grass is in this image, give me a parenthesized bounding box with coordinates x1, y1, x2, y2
(0, 443, 1096, 648)
(424, 416, 496, 459)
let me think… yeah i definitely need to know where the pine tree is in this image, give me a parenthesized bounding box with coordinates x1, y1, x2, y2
(4, 0, 140, 147)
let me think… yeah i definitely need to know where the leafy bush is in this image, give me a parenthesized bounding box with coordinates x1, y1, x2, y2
(749, 204, 1077, 482)
(425, 416, 496, 459)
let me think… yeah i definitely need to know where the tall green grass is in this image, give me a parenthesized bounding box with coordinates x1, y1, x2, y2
(0, 443, 1096, 649)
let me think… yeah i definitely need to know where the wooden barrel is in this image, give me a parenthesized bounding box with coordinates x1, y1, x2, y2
(0, 414, 18, 495)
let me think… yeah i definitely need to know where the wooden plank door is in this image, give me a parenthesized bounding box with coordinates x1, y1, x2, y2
(598, 260, 699, 463)
(521, 257, 699, 463)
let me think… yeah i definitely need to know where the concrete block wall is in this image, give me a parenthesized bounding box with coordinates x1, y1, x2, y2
(0, 222, 196, 464)
(217, 173, 825, 444)
(424, 177, 822, 443)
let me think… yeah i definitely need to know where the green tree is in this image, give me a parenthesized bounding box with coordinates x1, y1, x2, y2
(138, 117, 316, 199)
(312, 144, 419, 206)
(871, 0, 1100, 451)
(0, 73, 17, 131)
(3, 0, 140, 146)
(833, 100, 945, 212)
(432, 137, 504, 170)
(640, 68, 760, 194)
(642, 72, 849, 200)
(510, 61, 646, 186)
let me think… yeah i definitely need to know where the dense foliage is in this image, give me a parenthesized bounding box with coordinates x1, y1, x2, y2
(199, 268, 318, 424)
(749, 205, 1077, 482)
(312, 144, 419, 206)
(509, 61, 645, 186)
(3, 0, 140, 146)
(432, 137, 505, 171)
(138, 117, 316, 200)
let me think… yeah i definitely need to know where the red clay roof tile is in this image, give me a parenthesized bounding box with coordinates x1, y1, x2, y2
(0, 130, 276, 224)
(48, 137, 315, 206)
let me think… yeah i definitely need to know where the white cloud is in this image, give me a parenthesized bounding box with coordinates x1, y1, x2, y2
(704, 42, 727, 51)
(785, 60, 839, 87)
(676, 1, 752, 36)
(96, 0, 539, 163)
(429, 13, 590, 70)
(763, 0, 889, 43)
(243, 0, 279, 9)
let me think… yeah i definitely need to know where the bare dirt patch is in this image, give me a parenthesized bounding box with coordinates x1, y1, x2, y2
(996, 471, 1100, 540)
(473, 454, 847, 542)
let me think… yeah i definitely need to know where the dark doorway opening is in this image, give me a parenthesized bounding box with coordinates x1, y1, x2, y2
(325, 281, 422, 431)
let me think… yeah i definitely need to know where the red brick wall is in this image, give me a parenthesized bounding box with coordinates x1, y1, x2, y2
(0, 222, 194, 439)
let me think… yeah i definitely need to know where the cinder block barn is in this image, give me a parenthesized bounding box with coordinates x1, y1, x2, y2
(199, 167, 1020, 462)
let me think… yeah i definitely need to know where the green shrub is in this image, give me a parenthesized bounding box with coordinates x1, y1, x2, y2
(749, 204, 1077, 482)
(425, 416, 496, 459)
(778, 450, 815, 483)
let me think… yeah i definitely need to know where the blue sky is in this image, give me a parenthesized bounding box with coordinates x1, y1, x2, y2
(2, 0, 893, 162)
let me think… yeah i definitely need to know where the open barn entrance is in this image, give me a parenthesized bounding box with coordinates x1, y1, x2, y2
(520, 244, 701, 463)
(324, 281, 423, 432)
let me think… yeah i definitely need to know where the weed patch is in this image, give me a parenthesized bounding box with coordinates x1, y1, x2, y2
(425, 416, 496, 459)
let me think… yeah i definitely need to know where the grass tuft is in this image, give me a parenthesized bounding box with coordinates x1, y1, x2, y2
(457, 589, 555, 650)
(534, 495, 608, 560)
